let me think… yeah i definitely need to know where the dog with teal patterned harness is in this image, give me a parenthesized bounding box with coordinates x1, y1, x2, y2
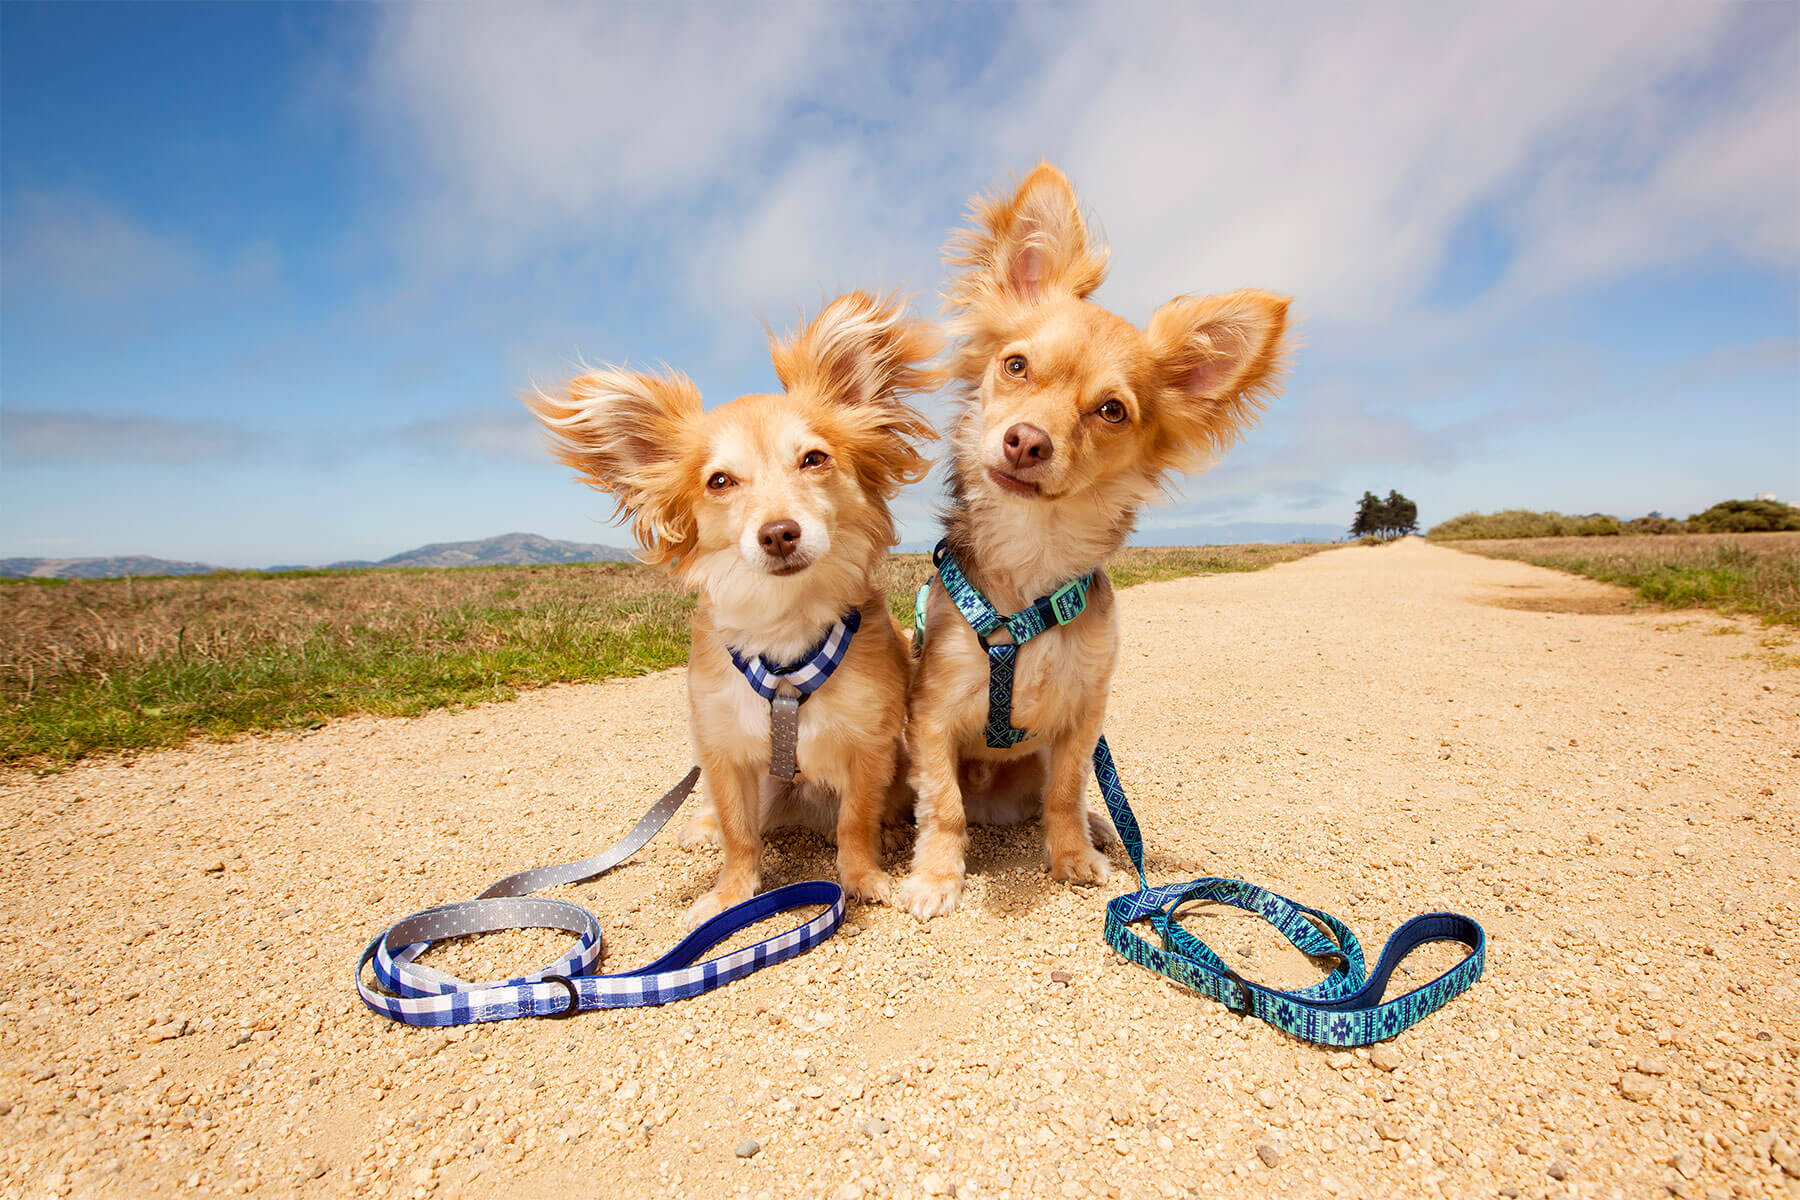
(899, 161, 1292, 920)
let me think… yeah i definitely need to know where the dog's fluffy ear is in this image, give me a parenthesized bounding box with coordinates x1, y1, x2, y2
(522, 369, 703, 564)
(1145, 289, 1291, 469)
(770, 291, 943, 411)
(769, 291, 941, 494)
(946, 162, 1109, 312)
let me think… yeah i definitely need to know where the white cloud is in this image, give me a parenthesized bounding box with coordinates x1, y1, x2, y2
(1, 409, 259, 465)
(2, 191, 199, 306)
(360, 0, 847, 270)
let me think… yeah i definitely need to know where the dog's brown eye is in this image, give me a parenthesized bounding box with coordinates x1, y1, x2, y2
(1097, 398, 1128, 424)
(799, 450, 830, 470)
(706, 471, 735, 492)
(1003, 355, 1027, 378)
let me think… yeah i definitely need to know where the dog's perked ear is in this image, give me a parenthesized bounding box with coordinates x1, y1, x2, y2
(945, 162, 1110, 312)
(769, 291, 941, 494)
(1144, 289, 1292, 471)
(523, 369, 703, 564)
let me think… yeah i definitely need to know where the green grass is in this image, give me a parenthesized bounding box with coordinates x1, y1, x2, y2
(4, 544, 1331, 766)
(1445, 532, 1800, 626)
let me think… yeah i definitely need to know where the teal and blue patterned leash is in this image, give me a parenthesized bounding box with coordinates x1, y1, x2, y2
(923, 540, 1486, 1045)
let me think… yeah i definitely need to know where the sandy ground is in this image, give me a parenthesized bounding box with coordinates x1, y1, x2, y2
(2, 539, 1796, 1200)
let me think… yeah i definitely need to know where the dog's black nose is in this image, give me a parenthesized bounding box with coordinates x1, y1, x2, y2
(1003, 423, 1052, 469)
(758, 519, 802, 558)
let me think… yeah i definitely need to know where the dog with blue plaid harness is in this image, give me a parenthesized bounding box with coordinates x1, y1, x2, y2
(526, 293, 940, 928)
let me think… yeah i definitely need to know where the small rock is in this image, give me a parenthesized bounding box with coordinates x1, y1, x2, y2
(1771, 1135, 1800, 1178)
(1547, 1159, 1568, 1180)
(801, 1085, 824, 1099)
(1325, 1051, 1354, 1070)
(920, 1174, 947, 1196)
(1256, 1140, 1281, 1167)
(1635, 1055, 1670, 1076)
(1672, 1152, 1699, 1179)
(1499, 1188, 1520, 1199)
(1619, 1071, 1658, 1101)
(616, 1080, 641, 1103)
(734, 1140, 760, 1159)
(1255, 1087, 1278, 1108)
(204, 861, 226, 874)
(1369, 1043, 1404, 1072)
(834, 1185, 863, 1200)
(1050, 970, 1071, 985)
(1375, 1121, 1404, 1142)
(1673, 844, 1692, 858)
(861, 1118, 889, 1137)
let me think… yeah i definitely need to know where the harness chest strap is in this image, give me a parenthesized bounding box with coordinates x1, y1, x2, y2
(924, 542, 1487, 1045)
(730, 608, 862, 780)
(925, 540, 1093, 749)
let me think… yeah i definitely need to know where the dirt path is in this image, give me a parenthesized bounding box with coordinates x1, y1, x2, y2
(3, 539, 1796, 1200)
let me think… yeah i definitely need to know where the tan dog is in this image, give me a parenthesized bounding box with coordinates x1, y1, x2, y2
(900, 164, 1291, 919)
(525, 292, 939, 927)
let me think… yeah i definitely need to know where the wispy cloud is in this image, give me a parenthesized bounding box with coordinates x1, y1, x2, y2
(1, 191, 200, 306)
(1, 409, 260, 465)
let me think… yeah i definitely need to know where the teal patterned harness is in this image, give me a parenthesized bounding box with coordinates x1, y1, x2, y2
(922, 540, 1487, 1045)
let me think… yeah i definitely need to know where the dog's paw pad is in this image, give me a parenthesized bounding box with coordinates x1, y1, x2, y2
(1049, 844, 1112, 886)
(898, 872, 962, 921)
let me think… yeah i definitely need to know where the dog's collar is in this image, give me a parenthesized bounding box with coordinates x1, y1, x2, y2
(926, 539, 1093, 748)
(727, 608, 862, 703)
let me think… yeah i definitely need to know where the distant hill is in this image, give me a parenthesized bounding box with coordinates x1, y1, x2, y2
(0, 555, 224, 580)
(337, 532, 635, 570)
(0, 533, 635, 579)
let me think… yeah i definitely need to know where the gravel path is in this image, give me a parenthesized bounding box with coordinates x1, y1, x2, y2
(3, 539, 1796, 1200)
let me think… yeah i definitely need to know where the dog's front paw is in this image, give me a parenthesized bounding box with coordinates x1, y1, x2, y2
(840, 866, 893, 906)
(678, 810, 722, 851)
(898, 870, 963, 921)
(1049, 843, 1112, 886)
(683, 882, 752, 930)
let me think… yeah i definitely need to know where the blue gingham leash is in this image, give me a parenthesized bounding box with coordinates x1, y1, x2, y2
(925, 545, 1486, 1044)
(355, 767, 845, 1025)
(727, 607, 861, 780)
(921, 540, 1091, 748)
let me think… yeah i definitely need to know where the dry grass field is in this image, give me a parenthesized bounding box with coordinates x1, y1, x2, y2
(0, 544, 1330, 764)
(1442, 530, 1800, 625)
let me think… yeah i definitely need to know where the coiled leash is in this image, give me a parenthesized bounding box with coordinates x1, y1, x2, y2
(356, 615, 866, 1025)
(923, 540, 1487, 1046)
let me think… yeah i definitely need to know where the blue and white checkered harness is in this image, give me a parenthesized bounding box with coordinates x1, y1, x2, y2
(727, 608, 861, 702)
(925, 542, 1487, 1046)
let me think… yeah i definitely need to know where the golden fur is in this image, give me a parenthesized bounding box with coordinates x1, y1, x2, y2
(525, 292, 940, 926)
(900, 163, 1291, 919)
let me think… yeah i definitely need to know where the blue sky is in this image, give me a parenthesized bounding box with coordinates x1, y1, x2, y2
(2, 1, 1796, 567)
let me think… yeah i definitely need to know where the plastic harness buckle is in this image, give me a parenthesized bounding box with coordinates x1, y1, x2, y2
(1047, 578, 1087, 625)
